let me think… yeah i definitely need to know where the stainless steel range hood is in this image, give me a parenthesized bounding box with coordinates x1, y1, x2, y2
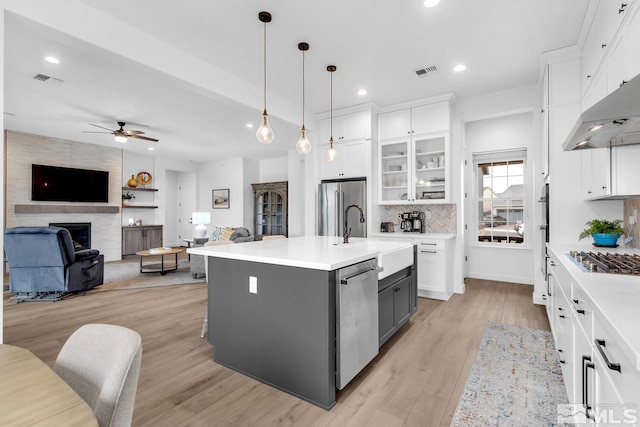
(562, 73, 640, 151)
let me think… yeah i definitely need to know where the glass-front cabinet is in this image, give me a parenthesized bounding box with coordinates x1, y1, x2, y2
(252, 181, 288, 238)
(378, 133, 449, 204)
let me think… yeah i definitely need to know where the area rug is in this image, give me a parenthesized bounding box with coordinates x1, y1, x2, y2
(96, 259, 205, 292)
(451, 321, 568, 427)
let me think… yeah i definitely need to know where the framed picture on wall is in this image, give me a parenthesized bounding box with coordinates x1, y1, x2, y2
(212, 189, 230, 209)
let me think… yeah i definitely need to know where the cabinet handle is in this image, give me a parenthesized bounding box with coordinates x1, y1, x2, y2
(558, 350, 565, 364)
(619, 3, 627, 13)
(559, 314, 566, 319)
(420, 250, 437, 254)
(582, 355, 595, 421)
(595, 339, 622, 372)
(421, 242, 437, 246)
(587, 74, 592, 79)
(602, 186, 607, 190)
(601, 43, 607, 49)
(620, 80, 628, 87)
(587, 190, 592, 194)
(557, 307, 563, 311)
(549, 261, 556, 266)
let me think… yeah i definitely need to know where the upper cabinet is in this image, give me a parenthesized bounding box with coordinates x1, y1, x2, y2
(582, 0, 638, 109)
(318, 110, 370, 143)
(319, 140, 369, 180)
(378, 101, 450, 140)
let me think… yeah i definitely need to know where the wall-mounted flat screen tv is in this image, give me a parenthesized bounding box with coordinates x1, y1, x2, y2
(32, 164, 109, 203)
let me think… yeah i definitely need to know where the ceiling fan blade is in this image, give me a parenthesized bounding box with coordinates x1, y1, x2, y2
(82, 130, 113, 134)
(130, 134, 159, 142)
(123, 130, 145, 136)
(88, 123, 116, 132)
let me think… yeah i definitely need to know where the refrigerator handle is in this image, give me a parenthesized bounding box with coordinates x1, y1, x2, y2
(338, 190, 345, 236)
(334, 190, 341, 236)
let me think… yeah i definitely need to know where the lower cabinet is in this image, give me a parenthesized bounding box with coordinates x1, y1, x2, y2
(416, 237, 453, 300)
(122, 225, 163, 255)
(378, 267, 415, 347)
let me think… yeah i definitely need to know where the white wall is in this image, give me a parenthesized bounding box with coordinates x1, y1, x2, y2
(259, 157, 288, 182)
(196, 157, 248, 229)
(452, 85, 539, 291)
(463, 112, 535, 284)
(1, 5, 5, 342)
(122, 153, 156, 227)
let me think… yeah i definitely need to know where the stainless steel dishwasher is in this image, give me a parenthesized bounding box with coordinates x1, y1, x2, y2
(336, 258, 381, 389)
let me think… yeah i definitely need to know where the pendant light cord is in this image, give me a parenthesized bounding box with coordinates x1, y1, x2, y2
(330, 70, 333, 138)
(263, 21, 267, 110)
(302, 49, 305, 126)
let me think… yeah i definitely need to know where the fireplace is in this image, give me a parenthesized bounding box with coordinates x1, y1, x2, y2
(49, 222, 91, 250)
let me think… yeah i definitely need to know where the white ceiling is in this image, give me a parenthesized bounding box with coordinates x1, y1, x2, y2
(3, 0, 589, 163)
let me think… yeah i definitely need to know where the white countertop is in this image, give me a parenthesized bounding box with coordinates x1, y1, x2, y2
(368, 232, 456, 240)
(188, 236, 414, 271)
(548, 243, 640, 371)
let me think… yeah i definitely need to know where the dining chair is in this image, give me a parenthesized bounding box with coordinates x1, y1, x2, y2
(54, 324, 143, 427)
(201, 240, 235, 338)
(262, 235, 287, 240)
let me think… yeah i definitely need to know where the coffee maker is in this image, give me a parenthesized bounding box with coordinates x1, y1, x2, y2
(399, 211, 425, 233)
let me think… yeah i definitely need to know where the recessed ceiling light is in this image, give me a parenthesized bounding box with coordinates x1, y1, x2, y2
(423, 0, 440, 7)
(576, 139, 589, 147)
(589, 124, 603, 132)
(44, 56, 60, 64)
(246, 123, 254, 128)
(357, 89, 368, 96)
(147, 147, 155, 151)
(453, 64, 466, 72)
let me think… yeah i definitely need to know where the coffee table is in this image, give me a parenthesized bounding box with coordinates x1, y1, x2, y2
(136, 248, 183, 275)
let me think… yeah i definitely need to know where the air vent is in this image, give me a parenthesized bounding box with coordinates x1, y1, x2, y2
(32, 73, 64, 85)
(4, 112, 16, 116)
(414, 65, 438, 77)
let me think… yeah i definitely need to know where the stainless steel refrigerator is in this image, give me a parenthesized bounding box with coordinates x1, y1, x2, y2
(318, 178, 367, 238)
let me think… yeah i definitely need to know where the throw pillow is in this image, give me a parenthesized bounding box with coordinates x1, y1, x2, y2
(209, 227, 225, 241)
(219, 227, 235, 241)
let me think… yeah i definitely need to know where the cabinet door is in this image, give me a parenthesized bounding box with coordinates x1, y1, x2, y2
(317, 117, 333, 145)
(411, 102, 449, 135)
(394, 276, 412, 329)
(319, 148, 343, 180)
(573, 321, 593, 408)
(340, 140, 368, 179)
(629, 4, 640, 78)
(591, 147, 611, 198)
(122, 228, 145, 255)
(378, 285, 397, 346)
(414, 135, 447, 202)
(417, 248, 444, 294)
(607, 31, 629, 94)
(379, 109, 411, 140)
(145, 227, 163, 249)
(340, 111, 369, 141)
(612, 145, 640, 196)
(378, 140, 410, 204)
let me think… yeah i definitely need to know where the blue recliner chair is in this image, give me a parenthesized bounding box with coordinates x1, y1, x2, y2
(4, 226, 104, 302)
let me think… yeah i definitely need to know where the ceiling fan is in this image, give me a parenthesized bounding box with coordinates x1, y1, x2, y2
(83, 121, 159, 143)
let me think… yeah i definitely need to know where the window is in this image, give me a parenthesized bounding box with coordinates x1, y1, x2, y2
(474, 151, 526, 244)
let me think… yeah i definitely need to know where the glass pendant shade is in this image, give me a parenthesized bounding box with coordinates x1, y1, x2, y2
(256, 109, 274, 144)
(325, 137, 337, 162)
(296, 125, 311, 154)
(114, 135, 128, 143)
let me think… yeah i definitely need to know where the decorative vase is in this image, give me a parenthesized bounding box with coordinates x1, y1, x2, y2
(127, 174, 139, 188)
(122, 199, 130, 206)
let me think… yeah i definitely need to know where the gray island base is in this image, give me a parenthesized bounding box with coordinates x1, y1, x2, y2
(210, 257, 338, 409)
(192, 236, 417, 410)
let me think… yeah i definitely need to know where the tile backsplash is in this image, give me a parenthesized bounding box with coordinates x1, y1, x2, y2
(380, 204, 457, 234)
(623, 199, 640, 248)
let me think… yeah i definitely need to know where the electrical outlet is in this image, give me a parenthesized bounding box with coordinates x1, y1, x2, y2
(630, 215, 636, 225)
(425, 209, 432, 220)
(249, 276, 257, 294)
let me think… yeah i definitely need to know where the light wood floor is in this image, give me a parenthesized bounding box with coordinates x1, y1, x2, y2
(3, 278, 548, 427)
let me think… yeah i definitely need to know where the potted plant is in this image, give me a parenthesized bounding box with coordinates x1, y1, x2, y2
(578, 219, 625, 247)
(122, 192, 135, 206)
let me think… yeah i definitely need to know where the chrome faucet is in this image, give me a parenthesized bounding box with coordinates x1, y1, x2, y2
(343, 204, 365, 244)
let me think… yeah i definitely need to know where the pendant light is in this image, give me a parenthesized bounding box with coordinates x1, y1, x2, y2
(295, 42, 311, 154)
(325, 65, 338, 162)
(256, 11, 274, 144)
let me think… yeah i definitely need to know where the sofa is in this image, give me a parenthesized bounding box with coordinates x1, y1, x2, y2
(4, 226, 104, 301)
(189, 227, 254, 278)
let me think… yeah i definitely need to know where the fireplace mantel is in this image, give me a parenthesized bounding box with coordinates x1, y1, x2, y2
(14, 204, 120, 214)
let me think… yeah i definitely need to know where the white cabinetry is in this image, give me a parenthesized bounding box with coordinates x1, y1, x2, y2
(319, 140, 369, 180)
(378, 101, 449, 140)
(581, 148, 611, 200)
(318, 110, 370, 143)
(378, 133, 449, 204)
(581, 144, 640, 200)
(416, 237, 453, 301)
(546, 247, 640, 423)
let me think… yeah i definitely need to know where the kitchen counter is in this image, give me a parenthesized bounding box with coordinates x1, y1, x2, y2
(369, 231, 456, 240)
(548, 243, 640, 370)
(188, 235, 414, 271)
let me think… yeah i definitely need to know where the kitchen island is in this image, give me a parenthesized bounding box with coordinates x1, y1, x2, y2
(188, 236, 416, 409)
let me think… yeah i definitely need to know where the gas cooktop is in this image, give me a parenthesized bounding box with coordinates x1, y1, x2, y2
(567, 250, 640, 274)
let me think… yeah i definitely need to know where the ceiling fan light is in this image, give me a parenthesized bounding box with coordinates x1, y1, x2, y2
(115, 135, 128, 143)
(296, 125, 311, 154)
(256, 110, 274, 144)
(423, 0, 440, 7)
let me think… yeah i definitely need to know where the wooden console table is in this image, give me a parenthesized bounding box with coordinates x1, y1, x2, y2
(136, 248, 183, 275)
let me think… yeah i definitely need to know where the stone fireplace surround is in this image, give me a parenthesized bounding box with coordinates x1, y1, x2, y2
(5, 131, 123, 261)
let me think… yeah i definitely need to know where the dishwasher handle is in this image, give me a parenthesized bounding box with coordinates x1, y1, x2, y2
(341, 267, 383, 285)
